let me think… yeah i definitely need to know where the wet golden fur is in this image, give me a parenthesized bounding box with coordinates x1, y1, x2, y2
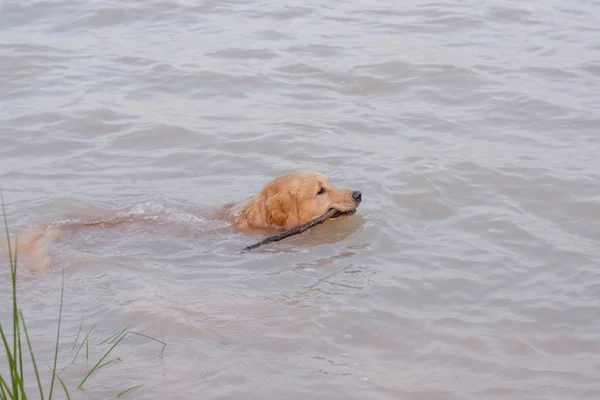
(231, 171, 361, 230)
(8, 171, 361, 269)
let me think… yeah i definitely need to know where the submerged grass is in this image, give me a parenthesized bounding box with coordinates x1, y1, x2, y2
(0, 193, 167, 399)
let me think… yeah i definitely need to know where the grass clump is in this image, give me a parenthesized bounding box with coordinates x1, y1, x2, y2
(0, 193, 166, 399)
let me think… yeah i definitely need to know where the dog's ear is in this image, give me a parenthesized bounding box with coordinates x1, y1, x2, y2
(266, 188, 298, 228)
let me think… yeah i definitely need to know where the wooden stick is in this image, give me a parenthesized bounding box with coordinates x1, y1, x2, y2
(241, 208, 340, 252)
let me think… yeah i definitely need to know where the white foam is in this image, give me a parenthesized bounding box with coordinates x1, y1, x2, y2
(116, 201, 207, 226)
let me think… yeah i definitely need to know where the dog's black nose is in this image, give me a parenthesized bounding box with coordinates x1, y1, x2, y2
(352, 190, 362, 202)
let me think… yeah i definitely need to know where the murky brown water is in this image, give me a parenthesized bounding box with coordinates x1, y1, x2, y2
(1, 0, 600, 399)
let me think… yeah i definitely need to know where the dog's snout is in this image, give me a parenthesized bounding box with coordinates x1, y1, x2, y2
(352, 190, 362, 202)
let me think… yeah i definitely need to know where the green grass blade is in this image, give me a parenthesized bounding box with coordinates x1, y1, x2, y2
(48, 268, 66, 400)
(16, 310, 26, 400)
(0, 375, 10, 400)
(1, 189, 14, 272)
(116, 384, 142, 398)
(99, 324, 133, 346)
(19, 310, 45, 400)
(77, 331, 128, 390)
(0, 375, 12, 400)
(13, 242, 24, 400)
(2, 193, 19, 400)
(71, 319, 84, 351)
(71, 324, 95, 366)
(55, 374, 71, 400)
(127, 332, 166, 347)
(96, 357, 121, 371)
(0, 324, 18, 394)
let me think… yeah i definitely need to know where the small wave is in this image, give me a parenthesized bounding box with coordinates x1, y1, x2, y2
(114, 201, 208, 226)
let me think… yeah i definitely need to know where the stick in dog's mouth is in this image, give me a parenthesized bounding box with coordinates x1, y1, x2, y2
(241, 207, 356, 252)
(330, 208, 357, 218)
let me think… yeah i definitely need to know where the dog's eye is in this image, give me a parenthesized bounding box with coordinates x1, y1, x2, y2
(317, 187, 326, 195)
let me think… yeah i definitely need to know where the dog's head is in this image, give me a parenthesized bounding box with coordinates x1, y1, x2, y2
(234, 171, 362, 230)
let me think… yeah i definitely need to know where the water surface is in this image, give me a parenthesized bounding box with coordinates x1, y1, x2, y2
(1, 0, 600, 399)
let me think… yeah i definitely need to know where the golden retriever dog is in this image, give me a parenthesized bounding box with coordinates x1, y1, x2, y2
(228, 170, 362, 230)
(8, 171, 362, 269)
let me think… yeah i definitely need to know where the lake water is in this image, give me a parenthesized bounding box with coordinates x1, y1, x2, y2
(1, 0, 600, 399)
